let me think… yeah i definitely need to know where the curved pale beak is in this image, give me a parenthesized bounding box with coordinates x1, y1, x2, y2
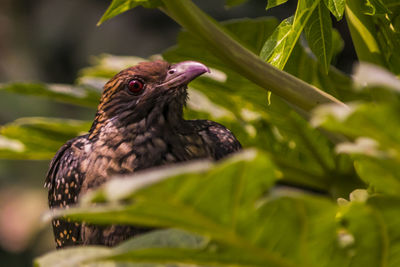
(160, 61, 210, 88)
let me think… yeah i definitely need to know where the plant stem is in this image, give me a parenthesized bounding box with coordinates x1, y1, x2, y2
(160, 0, 347, 113)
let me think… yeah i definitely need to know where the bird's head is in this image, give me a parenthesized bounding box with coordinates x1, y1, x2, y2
(90, 60, 209, 135)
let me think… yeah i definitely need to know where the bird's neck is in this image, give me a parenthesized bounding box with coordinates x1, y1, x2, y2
(88, 99, 186, 140)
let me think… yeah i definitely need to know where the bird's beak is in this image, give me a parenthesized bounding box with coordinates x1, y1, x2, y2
(160, 61, 210, 88)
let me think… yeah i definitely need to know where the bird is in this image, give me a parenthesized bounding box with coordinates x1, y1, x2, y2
(45, 60, 241, 249)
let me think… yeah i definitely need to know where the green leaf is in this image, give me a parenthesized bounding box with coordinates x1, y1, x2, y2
(374, 14, 400, 75)
(367, 196, 400, 266)
(311, 82, 400, 195)
(97, 0, 163, 26)
(35, 229, 206, 267)
(382, 0, 400, 8)
(331, 28, 345, 59)
(51, 150, 350, 267)
(266, 0, 289, 11)
(305, 2, 333, 74)
(345, 0, 387, 68)
(363, 0, 391, 15)
(323, 0, 345, 20)
(260, 0, 321, 69)
(50, 153, 400, 266)
(259, 16, 295, 69)
(354, 158, 400, 196)
(34, 247, 111, 267)
(63, 150, 278, 231)
(0, 82, 101, 108)
(164, 17, 358, 194)
(0, 117, 90, 159)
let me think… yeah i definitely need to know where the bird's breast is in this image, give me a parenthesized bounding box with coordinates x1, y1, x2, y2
(80, 123, 211, 194)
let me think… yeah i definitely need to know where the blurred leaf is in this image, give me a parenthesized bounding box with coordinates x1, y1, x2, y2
(79, 54, 148, 80)
(0, 117, 91, 160)
(332, 28, 345, 59)
(311, 87, 400, 195)
(382, 0, 400, 8)
(35, 229, 206, 267)
(374, 14, 400, 75)
(0, 82, 101, 108)
(48, 149, 400, 266)
(362, 0, 391, 15)
(51, 150, 344, 267)
(312, 103, 400, 152)
(35, 247, 111, 267)
(345, 0, 387, 68)
(354, 158, 400, 196)
(334, 195, 400, 267)
(265, 0, 289, 11)
(260, 0, 320, 69)
(323, 0, 345, 20)
(97, 0, 163, 26)
(353, 63, 400, 91)
(225, 0, 248, 7)
(304, 2, 333, 74)
(63, 150, 278, 232)
(367, 196, 400, 267)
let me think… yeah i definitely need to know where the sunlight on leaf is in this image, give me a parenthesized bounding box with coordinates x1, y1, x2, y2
(35, 229, 206, 267)
(260, 0, 320, 69)
(353, 63, 400, 92)
(323, 0, 345, 20)
(305, 2, 333, 74)
(0, 117, 91, 159)
(0, 82, 100, 107)
(0, 136, 25, 152)
(97, 0, 163, 26)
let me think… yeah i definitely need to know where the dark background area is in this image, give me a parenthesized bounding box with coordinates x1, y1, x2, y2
(0, 0, 356, 266)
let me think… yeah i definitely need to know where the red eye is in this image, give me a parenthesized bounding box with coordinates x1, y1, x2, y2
(128, 79, 144, 94)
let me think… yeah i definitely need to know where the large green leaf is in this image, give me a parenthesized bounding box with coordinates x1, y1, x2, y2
(304, 2, 333, 74)
(260, 0, 320, 69)
(60, 150, 278, 235)
(43, 151, 400, 266)
(47, 151, 325, 266)
(0, 117, 91, 159)
(97, 0, 163, 26)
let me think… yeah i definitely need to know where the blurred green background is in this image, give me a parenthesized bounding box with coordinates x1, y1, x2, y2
(0, 0, 356, 266)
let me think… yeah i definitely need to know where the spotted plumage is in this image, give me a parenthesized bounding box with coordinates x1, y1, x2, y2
(45, 60, 241, 248)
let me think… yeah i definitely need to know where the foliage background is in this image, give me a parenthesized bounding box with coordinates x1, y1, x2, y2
(0, 0, 361, 266)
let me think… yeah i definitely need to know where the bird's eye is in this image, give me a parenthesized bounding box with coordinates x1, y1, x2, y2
(128, 79, 144, 94)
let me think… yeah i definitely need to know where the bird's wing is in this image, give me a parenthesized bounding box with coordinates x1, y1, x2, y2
(190, 120, 242, 160)
(45, 135, 88, 248)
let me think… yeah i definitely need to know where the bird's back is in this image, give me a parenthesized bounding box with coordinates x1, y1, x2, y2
(46, 119, 241, 248)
